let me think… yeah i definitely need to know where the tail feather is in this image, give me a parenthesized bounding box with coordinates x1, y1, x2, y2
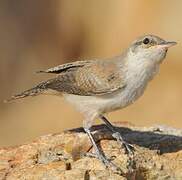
(4, 85, 46, 103)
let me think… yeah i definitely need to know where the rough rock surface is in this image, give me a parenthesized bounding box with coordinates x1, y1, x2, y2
(0, 122, 182, 180)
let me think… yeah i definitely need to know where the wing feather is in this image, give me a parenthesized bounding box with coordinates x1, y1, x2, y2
(36, 60, 91, 74)
(46, 60, 126, 96)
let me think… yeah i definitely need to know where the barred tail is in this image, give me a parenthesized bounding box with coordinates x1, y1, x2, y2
(4, 83, 47, 103)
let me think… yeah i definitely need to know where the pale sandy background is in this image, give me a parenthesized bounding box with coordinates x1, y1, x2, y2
(0, 0, 181, 147)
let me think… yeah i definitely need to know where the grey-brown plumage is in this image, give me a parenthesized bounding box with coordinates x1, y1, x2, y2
(36, 60, 91, 74)
(5, 35, 177, 173)
(7, 58, 126, 101)
(5, 79, 52, 102)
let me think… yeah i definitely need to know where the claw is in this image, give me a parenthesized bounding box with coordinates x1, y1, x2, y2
(112, 132, 135, 155)
(84, 151, 123, 175)
(123, 142, 135, 155)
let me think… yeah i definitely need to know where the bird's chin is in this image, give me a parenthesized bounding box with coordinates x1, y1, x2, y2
(157, 49, 167, 64)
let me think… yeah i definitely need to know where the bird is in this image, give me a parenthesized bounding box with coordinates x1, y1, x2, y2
(5, 34, 176, 173)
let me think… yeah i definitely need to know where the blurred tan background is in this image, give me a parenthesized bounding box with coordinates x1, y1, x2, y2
(0, 0, 181, 147)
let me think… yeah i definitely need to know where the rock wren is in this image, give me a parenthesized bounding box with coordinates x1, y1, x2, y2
(6, 34, 176, 172)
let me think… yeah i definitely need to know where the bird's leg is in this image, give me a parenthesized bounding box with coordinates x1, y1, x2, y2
(99, 115, 134, 155)
(84, 127, 123, 174)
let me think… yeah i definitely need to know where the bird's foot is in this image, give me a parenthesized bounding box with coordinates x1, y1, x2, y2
(84, 151, 123, 175)
(112, 132, 136, 173)
(112, 132, 135, 156)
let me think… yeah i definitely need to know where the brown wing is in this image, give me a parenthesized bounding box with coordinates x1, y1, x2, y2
(46, 60, 126, 96)
(36, 60, 91, 74)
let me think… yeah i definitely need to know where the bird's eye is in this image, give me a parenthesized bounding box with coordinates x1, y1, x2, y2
(143, 38, 150, 45)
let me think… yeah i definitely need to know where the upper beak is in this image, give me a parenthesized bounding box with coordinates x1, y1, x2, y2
(158, 41, 177, 48)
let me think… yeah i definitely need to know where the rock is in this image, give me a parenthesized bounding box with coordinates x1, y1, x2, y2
(0, 122, 181, 180)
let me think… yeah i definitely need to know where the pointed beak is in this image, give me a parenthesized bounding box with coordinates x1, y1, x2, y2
(157, 41, 177, 48)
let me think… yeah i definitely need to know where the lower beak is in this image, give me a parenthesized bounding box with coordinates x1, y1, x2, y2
(157, 41, 177, 48)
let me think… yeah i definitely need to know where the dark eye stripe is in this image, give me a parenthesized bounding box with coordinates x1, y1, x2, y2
(135, 41, 143, 46)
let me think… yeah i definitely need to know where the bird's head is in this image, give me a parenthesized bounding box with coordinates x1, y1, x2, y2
(129, 34, 176, 64)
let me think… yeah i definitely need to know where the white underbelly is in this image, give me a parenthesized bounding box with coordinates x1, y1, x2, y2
(63, 81, 147, 116)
